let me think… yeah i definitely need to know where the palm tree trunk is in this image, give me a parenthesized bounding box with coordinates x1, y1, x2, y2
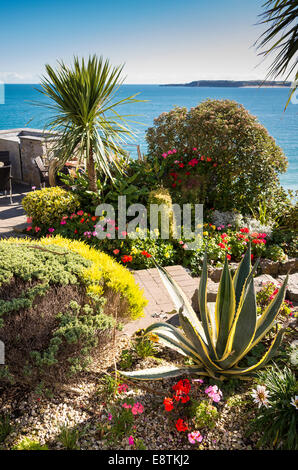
(87, 148, 97, 192)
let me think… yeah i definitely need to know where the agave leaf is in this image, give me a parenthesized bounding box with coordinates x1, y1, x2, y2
(215, 256, 236, 358)
(198, 251, 217, 359)
(218, 277, 257, 369)
(121, 365, 203, 381)
(145, 323, 202, 363)
(248, 275, 288, 350)
(154, 262, 207, 343)
(179, 312, 222, 372)
(221, 326, 285, 377)
(233, 244, 251, 309)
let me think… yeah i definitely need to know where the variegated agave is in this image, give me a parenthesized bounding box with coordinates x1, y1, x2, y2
(123, 247, 288, 381)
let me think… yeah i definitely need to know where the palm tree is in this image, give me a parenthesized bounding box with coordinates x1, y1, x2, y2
(256, 0, 298, 109)
(37, 55, 140, 191)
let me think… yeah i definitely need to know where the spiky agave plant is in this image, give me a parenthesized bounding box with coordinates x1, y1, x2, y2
(122, 247, 288, 380)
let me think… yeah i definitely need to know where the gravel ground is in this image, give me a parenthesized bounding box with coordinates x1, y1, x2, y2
(0, 334, 262, 451)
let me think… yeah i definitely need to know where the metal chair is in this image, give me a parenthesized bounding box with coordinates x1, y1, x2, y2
(0, 165, 13, 204)
(34, 156, 49, 188)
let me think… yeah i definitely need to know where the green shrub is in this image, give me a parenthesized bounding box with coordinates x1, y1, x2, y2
(250, 365, 298, 450)
(146, 99, 287, 213)
(12, 437, 48, 450)
(22, 186, 80, 226)
(188, 399, 219, 430)
(0, 414, 12, 443)
(0, 238, 146, 387)
(265, 245, 286, 262)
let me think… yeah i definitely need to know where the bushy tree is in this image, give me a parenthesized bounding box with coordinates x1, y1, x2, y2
(146, 99, 288, 212)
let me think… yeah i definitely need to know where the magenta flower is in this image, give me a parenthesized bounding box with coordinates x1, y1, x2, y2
(60, 220, 67, 225)
(188, 431, 203, 444)
(108, 413, 112, 421)
(128, 436, 134, 446)
(48, 228, 55, 233)
(205, 385, 222, 403)
(162, 153, 167, 158)
(131, 402, 144, 415)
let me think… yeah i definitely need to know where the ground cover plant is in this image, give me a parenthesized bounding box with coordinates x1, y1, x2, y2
(0, 237, 146, 388)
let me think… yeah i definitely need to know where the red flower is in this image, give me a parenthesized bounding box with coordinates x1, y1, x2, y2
(218, 242, 225, 249)
(74, 229, 78, 234)
(178, 163, 184, 168)
(175, 419, 189, 432)
(141, 250, 152, 258)
(213, 163, 217, 167)
(163, 397, 174, 412)
(172, 183, 177, 188)
(227, 254, 231, 260)
(240, 227, 249, 233)
(186, 171, 190, 175)
(122, 255, 133, 263)
(206, 157, 212, 162)
(80, 218, 85, 223)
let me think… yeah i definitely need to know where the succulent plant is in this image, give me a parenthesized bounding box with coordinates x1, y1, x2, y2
(122, 247, 288, 380)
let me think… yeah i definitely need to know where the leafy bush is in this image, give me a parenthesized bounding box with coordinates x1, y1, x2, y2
(265, 245, 286, 262)
(12, 437, 48, 450)
(22, 187, 80, 226)
(188, 399, 218, 430)
(0, 238, 146, 387)
(250, 365, 298, 450)
(146, 99, 287, 213)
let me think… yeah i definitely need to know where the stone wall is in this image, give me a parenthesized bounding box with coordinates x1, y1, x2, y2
(0, 128, 55, 186)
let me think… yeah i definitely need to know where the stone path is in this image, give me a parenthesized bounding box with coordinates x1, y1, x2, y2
(0, 183, 28, 238)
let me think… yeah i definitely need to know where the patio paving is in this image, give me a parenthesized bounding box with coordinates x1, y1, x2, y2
(0, 183, 29, 238)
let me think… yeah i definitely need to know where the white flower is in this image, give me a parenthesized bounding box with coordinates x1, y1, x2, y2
(290, 396, 298, 410)
(251, 385, 270, 408)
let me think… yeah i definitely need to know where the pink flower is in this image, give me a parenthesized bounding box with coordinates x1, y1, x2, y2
(172, 149, 177, 153)
(118, 383, 128, 393)
(26, 217, 32, 224)
(32, 186, 36, 190)
(167, 150, 173, 155)
(35, 226, 41, 232)
(60, 220, 67, 225)
(179, 240, 184, 245)
(77, 210, 84, 216)
(48, 228, 55, 233)
(193, 378, 204, 384)
(205, 385, 222, 403)
(26, 226, 32, 231)
(128, 436, 134, 446)
(188, 431, 203, 444)
(131, 402, 144, 415)
(162, 153, 167, 158)
(108, 413, 112, 421)
(122, 403, 132, 409)
(121, 231, 127, 237)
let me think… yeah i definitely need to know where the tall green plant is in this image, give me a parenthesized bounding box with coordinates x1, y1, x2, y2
(256, 0, 298, 109)
(122, 247, 288, 380)
(37, 55, 141, 191)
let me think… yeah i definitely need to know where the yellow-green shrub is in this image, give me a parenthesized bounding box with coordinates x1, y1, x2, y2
(22, 187, 80, 226)
(1, 236, 147, 320)
(147, 187, 174, 237)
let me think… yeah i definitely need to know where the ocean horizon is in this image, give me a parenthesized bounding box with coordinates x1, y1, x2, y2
(0, 84, 297, 191)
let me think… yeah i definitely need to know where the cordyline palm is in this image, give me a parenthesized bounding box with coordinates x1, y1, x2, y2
(37, 55, 140, 191)
(256, 0, 298, 109)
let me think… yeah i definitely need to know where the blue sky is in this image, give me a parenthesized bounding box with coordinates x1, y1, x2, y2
(0, 0, 290, 84)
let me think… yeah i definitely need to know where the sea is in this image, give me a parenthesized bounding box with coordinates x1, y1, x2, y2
(0, 84, 297, 190)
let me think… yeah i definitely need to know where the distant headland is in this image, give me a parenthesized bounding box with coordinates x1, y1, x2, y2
(161, 80, 291, 88)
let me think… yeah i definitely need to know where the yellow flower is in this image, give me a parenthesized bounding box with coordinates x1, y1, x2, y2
(165, 252, 170, 258)
(203, 231, 208, 236)
(148, 333, 159, 343)
(211, 225, 216, 230)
